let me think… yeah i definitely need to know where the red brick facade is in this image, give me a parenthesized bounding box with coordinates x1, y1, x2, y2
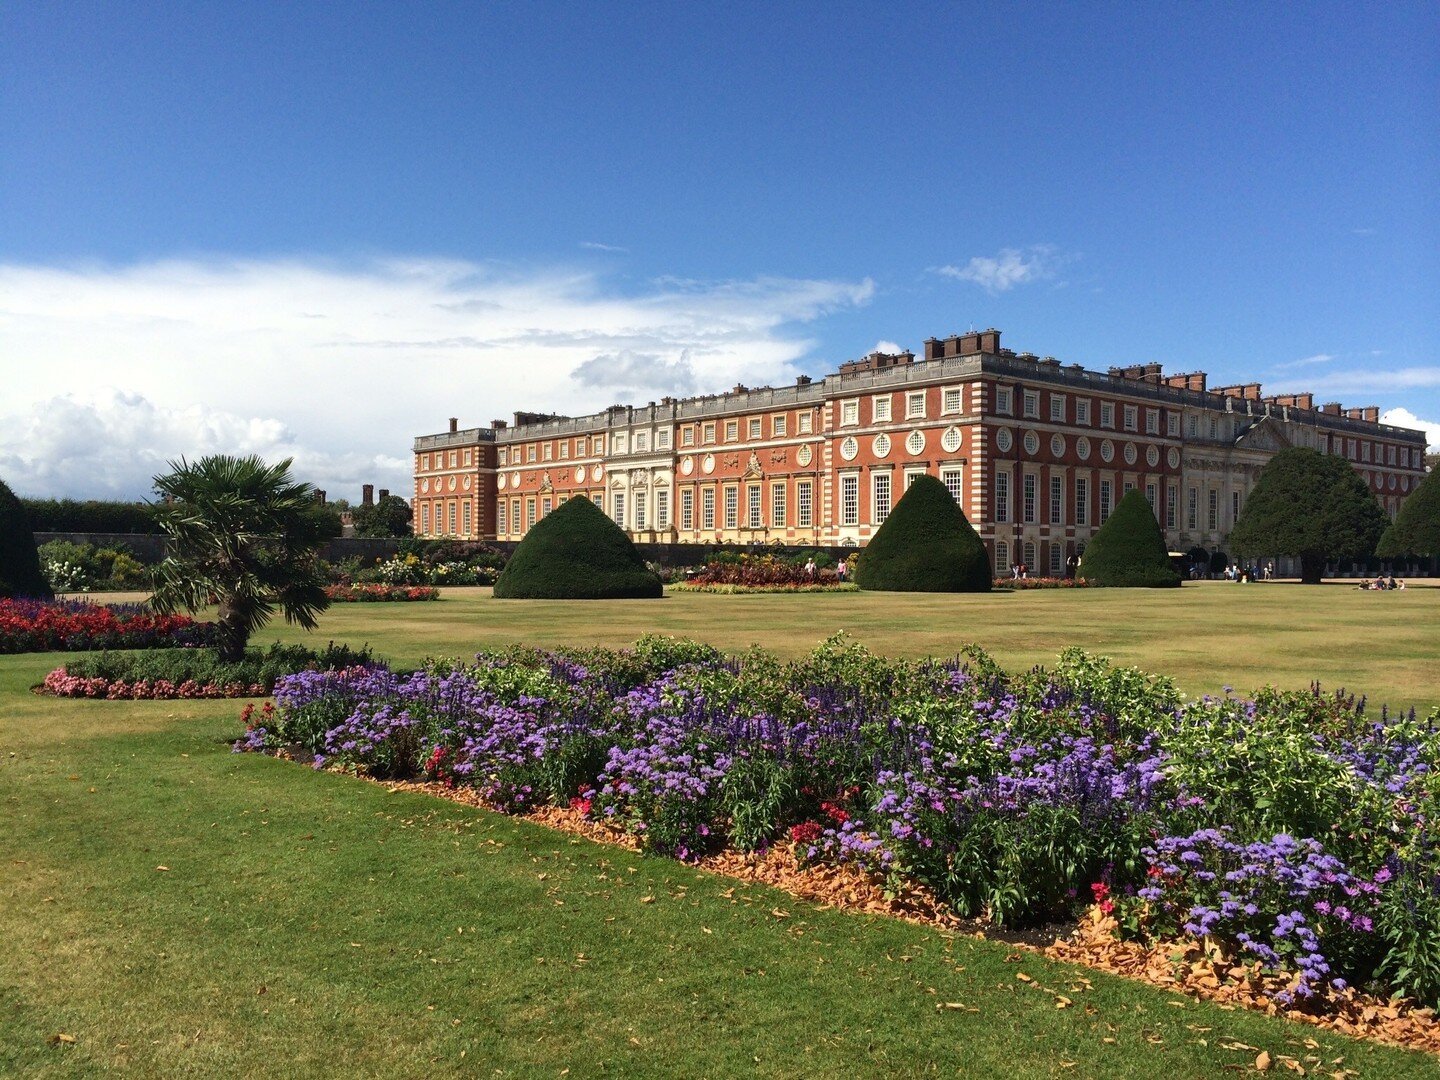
(414, 330, 1429, 573)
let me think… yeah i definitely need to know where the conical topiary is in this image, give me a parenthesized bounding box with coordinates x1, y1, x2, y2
(1378, 466, 1440, 557)
(1078, 489, 1180, 587)
(492, 495, 662, 599)
(853, 474, 990, 592)
(0, 477, 54, 599)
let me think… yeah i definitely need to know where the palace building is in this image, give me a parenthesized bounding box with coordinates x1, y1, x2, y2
(412, 329, 1428, 575)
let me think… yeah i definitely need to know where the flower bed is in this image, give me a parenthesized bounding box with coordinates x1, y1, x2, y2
(324, 584, 440, 602)
(682, 555, 847, 589)
(992, 576, 1090, 590)
(669, 582, 859, 594)
(38, 641, 379, 700)
(0, 598, 216, 654)
(235, 635, 1440, 1013)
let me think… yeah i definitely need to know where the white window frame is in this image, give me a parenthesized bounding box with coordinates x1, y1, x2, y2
(1075, 477, 1089, 526)
(872, 471, 892, 525)
(701, 488, 716, 530)
(1100, 402, 1115, 429)
(995, 472, 1010, 523)
(906, 390, 926, 419)
(771, 482, 786, 528)
(841, 400, 859, 427)
(680, 489, 694, 531)
(723, 486, 739, 529)
(1049, 394, 1065, 423)
(797, 481, 813, 527)
(1123, 404, 1137, 432)
(1050, 475, 1063, 524)
(941, 467, 963, 504)
(1076, 399, 1091, 426)
(1022, 390, 1039, 419)
(872, 395, 892, 423)
(995, 388, 1013, 416)
(840, 474, 860, 526)
(942, 386, 963, 415)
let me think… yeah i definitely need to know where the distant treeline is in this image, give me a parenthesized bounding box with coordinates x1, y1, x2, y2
(22, 499, 162, 533)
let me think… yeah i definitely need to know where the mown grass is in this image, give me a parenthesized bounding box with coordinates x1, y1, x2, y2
(5, 586, 1438, 1075)
(235, 580, 1440, 712)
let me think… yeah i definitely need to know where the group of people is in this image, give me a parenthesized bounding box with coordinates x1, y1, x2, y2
(1359, 575, 1406, 591)
(1222, 562, 1273, 583)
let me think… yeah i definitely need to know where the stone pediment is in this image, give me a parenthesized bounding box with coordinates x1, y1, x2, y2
(1234, 416, 1293, 454)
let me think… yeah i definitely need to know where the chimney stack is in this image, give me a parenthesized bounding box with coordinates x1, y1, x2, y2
(449, 417, 458, 433)
(378, 488, 389, 501)
(362, 484, 374, 506)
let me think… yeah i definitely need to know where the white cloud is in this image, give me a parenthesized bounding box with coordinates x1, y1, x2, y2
(1380, 408, 1440, 453)
(872, 340, 904, 355)
(0, 257, 873, 500)
(1307, 367, 1440, 395)
(1274, 353, 1336, 370)
(579, 241, 628, 253)
(934, 245, 1068, 293)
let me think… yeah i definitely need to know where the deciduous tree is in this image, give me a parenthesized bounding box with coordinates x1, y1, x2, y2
(1229, 447, 1387, 584)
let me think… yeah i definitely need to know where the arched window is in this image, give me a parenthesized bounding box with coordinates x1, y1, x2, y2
(995, 540, 1010, 577)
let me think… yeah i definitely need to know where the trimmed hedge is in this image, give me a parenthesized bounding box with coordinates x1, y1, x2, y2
(1079, 490, 1181, 588)
(20, 498, 160, 533)
(0, 479, 53, 600)
(853, 475, 990, 592)
(492, 496, 662, 599)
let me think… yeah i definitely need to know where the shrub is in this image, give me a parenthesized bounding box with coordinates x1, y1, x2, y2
(492, 496, 661, 599)
(1079, 490, 1181, 587)
(0, 478, 53, 600)
(853, 475, 990, 592)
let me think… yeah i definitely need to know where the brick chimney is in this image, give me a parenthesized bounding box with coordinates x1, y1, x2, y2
(449, 417, 458, 433)
(362, 484, 374, 506)
(378, 488, 389, 501)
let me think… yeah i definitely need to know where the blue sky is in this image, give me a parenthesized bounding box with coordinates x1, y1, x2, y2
(2, 2, 1435, 500)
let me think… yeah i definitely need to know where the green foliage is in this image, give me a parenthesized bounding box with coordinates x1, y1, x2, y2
(60, 640, 374, 691)
(1229, 447, 1388, 583)
(19, 497, 160, 533)
(492, 496, 662, 599)
(1078, 490, 1181, 588)
(0, 477, 53, 600)
(352, 494, 413, 537)
(1378, 466, 1440, 557)
(853, 475, 990, 592)
(37, 539, 151, 591)
(149, 454, 332, 660)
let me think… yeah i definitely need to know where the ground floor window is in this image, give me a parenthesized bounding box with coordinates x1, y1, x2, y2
(941, 467, 963, 504)
(840, 474, 859, 526)
(872, 472, 891, 525)
(681, 489, 694, 531)
(995, 540, 1009, 577)
(797, 481, 812, 527)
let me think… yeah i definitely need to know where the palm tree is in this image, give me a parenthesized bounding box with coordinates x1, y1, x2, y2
(150, 455, 330, 662)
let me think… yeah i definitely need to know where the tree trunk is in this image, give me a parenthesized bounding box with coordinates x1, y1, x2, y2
(1299, 553, 1325, 585)
(216, 603, 248, 663)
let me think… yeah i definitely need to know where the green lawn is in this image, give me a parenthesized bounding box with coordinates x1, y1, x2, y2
(266, 581, 1440, 712)
(4, 586, 1438, 1076)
